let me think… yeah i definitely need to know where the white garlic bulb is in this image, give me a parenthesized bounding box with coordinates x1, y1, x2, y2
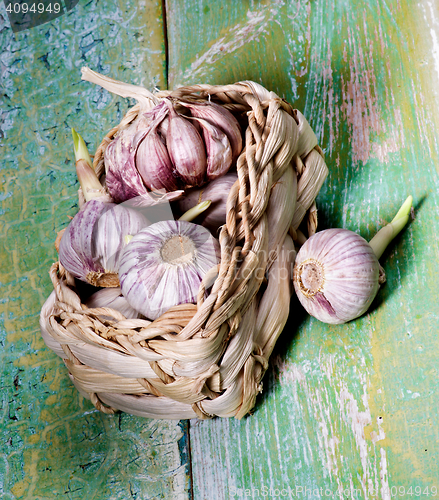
(293, 196, 413, 324)
(293, 229, 381, 324)
(119, 220, 220, 320)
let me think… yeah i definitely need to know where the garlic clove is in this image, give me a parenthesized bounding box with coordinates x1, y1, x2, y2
(180, 100, 243, 162)
(135, 128, 181, 192)
(157, 115, 169, 143)
(164, 99, 207, 187)
(119, 220, 220, 320)
(104, 133, 152, 203)
(189, 116, 233, 181)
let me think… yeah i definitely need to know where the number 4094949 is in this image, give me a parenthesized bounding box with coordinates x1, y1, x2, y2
(5, 3, 62, 15)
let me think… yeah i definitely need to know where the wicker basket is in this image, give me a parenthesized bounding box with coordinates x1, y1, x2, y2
(40, 79, 328, 419)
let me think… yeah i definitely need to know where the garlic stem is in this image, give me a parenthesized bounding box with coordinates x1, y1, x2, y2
(81, 67, 159, 108)
(72, 128, 104, 202)
(368, 195, 413, 259)
(178, 200, 212, 222)
(72, 128, 93, 167)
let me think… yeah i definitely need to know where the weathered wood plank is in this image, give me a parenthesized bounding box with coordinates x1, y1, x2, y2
(166, 0, 439, 497)
(0, 1, 190, 498)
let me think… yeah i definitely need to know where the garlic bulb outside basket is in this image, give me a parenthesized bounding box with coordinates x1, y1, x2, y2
(119, 220, 220, 320)
(293, 196, 413, 324)
(293, 229, 381, 324)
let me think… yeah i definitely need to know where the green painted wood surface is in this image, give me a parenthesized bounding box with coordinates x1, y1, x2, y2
(0, 2, 190, 499)
(2, 0, 439, 498)
(166, 0, 439, 497)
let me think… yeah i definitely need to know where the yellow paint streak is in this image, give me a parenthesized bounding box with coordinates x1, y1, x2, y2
(11, 479, 29, 497)
(23, 450, 41, 500)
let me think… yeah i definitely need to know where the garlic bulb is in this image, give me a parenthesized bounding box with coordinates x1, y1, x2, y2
(59, 199, 150, 287)
(81, 68, 242, 201)
(119, 220, 220, 320)
(293, 229, 381, 324)
(293, 196, 413, 324)
(174, 173, 237, 233)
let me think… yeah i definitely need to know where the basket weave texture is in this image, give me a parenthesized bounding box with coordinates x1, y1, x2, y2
(40, 80, 328, 420)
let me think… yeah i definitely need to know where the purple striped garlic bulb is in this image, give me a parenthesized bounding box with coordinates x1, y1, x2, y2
(59, 199, 150, 287)
(293, 229, 381, 324)
(293, 196, 413, 324)
(80, 68, 243, 202)
(118, 220, 220, 320)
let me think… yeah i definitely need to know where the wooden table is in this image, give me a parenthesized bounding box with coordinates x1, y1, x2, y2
(1, 0, 438, 498)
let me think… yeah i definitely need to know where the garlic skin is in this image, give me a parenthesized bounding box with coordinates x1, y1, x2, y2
(293, 229, 381, 324)
(59, 199, 150, 286)
(119, 220, 220, 320)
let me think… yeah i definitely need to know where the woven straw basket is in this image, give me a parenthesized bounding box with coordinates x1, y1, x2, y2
(40, 76, 328, 420)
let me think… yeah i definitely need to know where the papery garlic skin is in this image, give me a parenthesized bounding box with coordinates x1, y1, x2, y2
(293, 229, 380, 324)
(119, 220, 220, 320)
(104, 133, 152, 204)
(59, 199, 150, 286)
(190, 116, 232, 180)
